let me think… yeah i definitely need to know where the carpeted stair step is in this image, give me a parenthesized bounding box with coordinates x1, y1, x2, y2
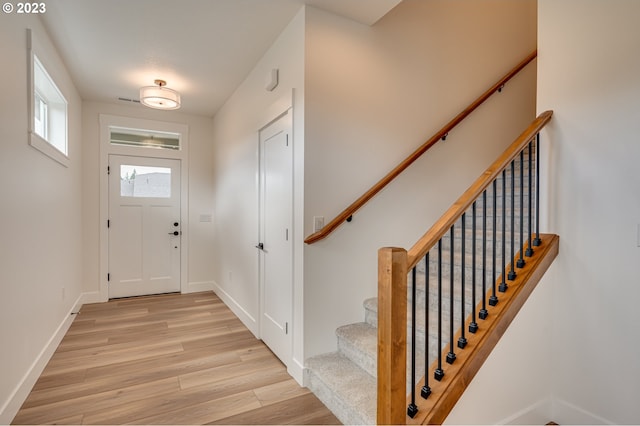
(364, 298, 455, 362)
(305, 352, 376, 425)
(336, 322, 428, 387)
(336, 322, 378, 377)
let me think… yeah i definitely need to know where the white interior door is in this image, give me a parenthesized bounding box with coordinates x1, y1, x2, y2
(258, 110, 293, 365)
(108, 155, 181, 298)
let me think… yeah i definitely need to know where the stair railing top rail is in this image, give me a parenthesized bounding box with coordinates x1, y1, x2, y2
(304, 50, 538, 245)
(406, 110, 553, 271)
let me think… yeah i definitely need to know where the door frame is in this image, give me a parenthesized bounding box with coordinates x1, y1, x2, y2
(254, 90, 304, 384)
(257, 107, 294, 366)
(99, 114, 189, 302)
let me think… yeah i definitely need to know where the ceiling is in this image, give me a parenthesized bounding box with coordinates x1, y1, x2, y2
(40, 0, 402, 117)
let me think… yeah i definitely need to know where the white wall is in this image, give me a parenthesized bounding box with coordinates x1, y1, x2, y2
(81, 101, 216, 298)
(448, 1, 640, 423)
(444, 272, 555, 425)
(303, 0, 538, 359)
(538, 1, 640, 423)
(0, 16, 83, 423)
(210, 8, 305, 381)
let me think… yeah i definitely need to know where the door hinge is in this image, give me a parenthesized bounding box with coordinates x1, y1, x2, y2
(285, 228, 289, 241)
(285, 322, 289, 334)
(286, 134, 289, 147)
(107, 273, 110, 282)
(107, 219, 110, 228)
(107, 166, 110, 175)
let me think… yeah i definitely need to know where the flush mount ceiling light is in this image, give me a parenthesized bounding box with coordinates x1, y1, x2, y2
(140, 79, 181, 110)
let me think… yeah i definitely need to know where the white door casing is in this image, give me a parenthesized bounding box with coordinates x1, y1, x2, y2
(98, 115, 189, 303)
(108, 155, 181, 298)
(258, 109, 293, 365)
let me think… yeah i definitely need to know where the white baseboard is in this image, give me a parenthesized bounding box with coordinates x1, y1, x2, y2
(212, 282, 306, 387)
(79, 290, 102, 305)
(0, 293, 85, 424)
(211, 280, 258, 337)
(288, 357, 305, 386)
(184, 281, 215, 294)
(552, 397, 613, 425)
(499, 397, 553, 425)
(494, 396, 614, 425)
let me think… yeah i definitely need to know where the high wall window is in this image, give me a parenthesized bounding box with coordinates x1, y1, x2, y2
(28, 30, 69, 166)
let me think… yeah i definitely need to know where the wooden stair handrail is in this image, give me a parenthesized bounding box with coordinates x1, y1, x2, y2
(304, 50, 538, 244)
(406, 110, 553, 269)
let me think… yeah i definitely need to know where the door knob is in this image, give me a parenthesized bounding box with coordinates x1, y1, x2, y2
(174, 222, 179, 227)
(168, 231, 180, 236)
(255, 243, 264, 250)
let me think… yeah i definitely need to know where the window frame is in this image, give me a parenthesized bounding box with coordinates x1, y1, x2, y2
(27, 29, 69, 167)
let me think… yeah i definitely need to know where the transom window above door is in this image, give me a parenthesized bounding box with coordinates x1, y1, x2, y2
(110, 127, 180, 150)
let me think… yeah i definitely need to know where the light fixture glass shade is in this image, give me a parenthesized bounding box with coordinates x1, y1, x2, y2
(140, 82, 181, 110)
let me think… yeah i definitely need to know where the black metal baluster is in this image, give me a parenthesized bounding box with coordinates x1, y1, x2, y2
(479, 191, 488, 320)
(533, 133, 542, 247)
(517, 149, 526, 268)
(469, 202, 479, 332)
(499, 170, 508, 293)
(508, 160, 517, 280)
(526, 141, 534, 257)
(408, 266, 418, 417)
(489, 180, 499, 306)
(421, 252, 431, 399)
(435, 240, 444, 380)
(458, 214, 468, 348)
(447, 226, 456, 365)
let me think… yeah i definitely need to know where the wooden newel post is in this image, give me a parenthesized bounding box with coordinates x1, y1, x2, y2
(377, 247, 408, 425)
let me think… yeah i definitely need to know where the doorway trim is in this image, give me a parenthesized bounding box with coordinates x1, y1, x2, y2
(254, 89, 305, 384)
(257, 107, 294, 367)
(99, 114, 189, 302)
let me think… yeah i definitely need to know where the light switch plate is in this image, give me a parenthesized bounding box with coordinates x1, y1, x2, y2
(313, 216, 324, 232)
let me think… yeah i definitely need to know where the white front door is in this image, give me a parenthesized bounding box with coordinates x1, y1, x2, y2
(108, 155, 181, 298)
(258, 110, 293, 365)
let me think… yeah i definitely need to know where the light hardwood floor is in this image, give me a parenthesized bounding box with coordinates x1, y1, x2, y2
(12, 292, 340, 425)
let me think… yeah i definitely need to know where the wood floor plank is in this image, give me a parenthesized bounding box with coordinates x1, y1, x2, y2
(41, 341, 185, 376)
(21, 349, 242, 409)
(209, 393, 342, 425)
(12, 291, 340, 425)
(253, 378, 312, 406)
(84, 341, 253, 381)
(55, 335, 110, 353)
(13, 377, 181, 425)
(82, 362, 293, 424)
(30, 368, 87, 392)
(64, 317, 168, 337)
(131, 389, 263, 425)
(177, 352, 282, 389)
(48, 413, 84, 425)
